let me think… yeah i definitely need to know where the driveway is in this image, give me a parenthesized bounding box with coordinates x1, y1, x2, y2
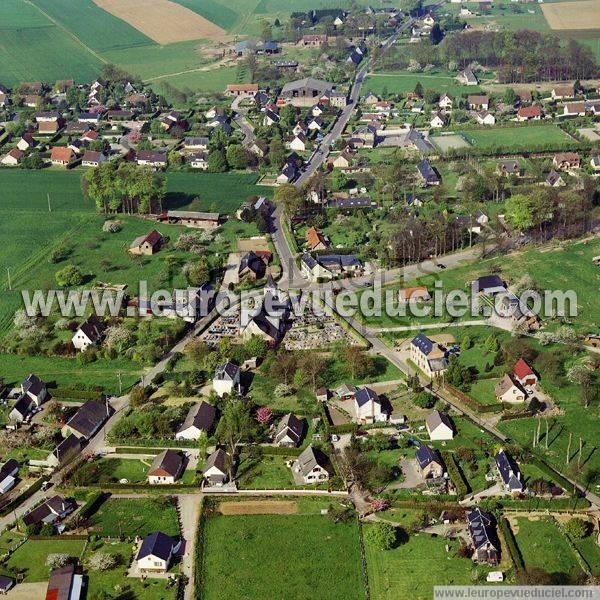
(178, 494, 203, 600)
(396, 459, 422, 489)
(5, 582, 47, 599)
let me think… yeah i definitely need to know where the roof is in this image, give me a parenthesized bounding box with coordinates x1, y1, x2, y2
(50, 147, 74, 162)
(306, 227, 328, 249)
(0, 459, 18, 478)
(46, 564, 76, 600)
(327, 196, 374, 209)
(166, 210, 219, 221)
(553, 85, 574, 96)
(416, 444, 442, 469)
(77, 315, 106, 343)
(281, 78, 333, 95)
(65, 400, 111, 438)
(6, 148, 23, 160)
(468, 94, 489, 105)
(417, 159, 439, 183)
(177, 401, 216, 434)
(215, 361, 239, 382)
(468, 508, 497, 551)
(148, 449, 184, 478)
(554, 151, 579, 163)
(10, 394, 33, 419)
(274, 413, 304, 444)
(473, 274, 505, 293)
(137, 150, 167, 163)
(495, 449, 523, 491)
(137, 531, 174, 562)
(131, 229, 162, 249)
(426, 410, 453, 433)
(517, 105, 541, 118)
(513, 358, 534, 380)
(355, 387, 379, 408)
(411, 332, 434, 355)
(495, 373, 525, 397)
(52, 434, 81, 463)
(227, 83, 259, 92)
(295, 445, 328, 476)
(23, 373, 45, 396)
(204, 448, 227, 474)
(82, 150, 104, 163)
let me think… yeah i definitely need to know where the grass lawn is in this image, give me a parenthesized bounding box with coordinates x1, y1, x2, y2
(460, 124, 574, 152)
(6, 539, 86, 582)
(89, 497, 180, 538)
(84, 539, 177, 599)
(572, 532, 600, 576)
(468, 377, 501, 405)
(365, 528, 494, 599)
(363, 70, 484, 97)
(512, 516, 582, 579)
(236, 453, 296, 489)
(199, 513, 365, 599)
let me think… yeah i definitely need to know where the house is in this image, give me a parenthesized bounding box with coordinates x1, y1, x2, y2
(417, 159, 440, 186)
(468, 509, 499, 565)
(175, 402, 216, 440)
(415, 444, 444, 478)
(289, 133, 307, 152)
(275, 60, 299, 73)
(307, 116, 324, 131)
(299, 34, 328, 47)
(457, 68, 478, 86)
(129, 230, 163, 255)
(553, 152, 580, 170)
(61, 399, 112, 440)
(225, 83, 259, 97)
(439, 93, 454, 109)
(306, 227, 329, 251)
(47, 434, 81, 468)
(184, 136, 209, 150)
(1, 149, 24, 166)
(0, 459, 18, 494)
(327, 196, 374, 210)
(136, 531, 180, 573)
(517, 90, 532, 105)
(277, 161, 297, 184)
(472, 275, 506, 295)
(354, 387, 387, 424)
(22, 495, 76, 527)
(430, 112, 446, 128)
(160, 110, 185, 131)
(78, 112, 102, 124)
(185, 151, 207, 170)
(495, 449, 524, 493)
(38, 121, 61, 135)
(273, 413, 305, 447)
(476, 110, 495, 125)
(546, 169, 565, 187)
(203, 448, 228, 486)
(516, 105, 541, 121)
(147, 450, 184, 484)
(136, 150, 167, 169)
(468, 95, 489, 110)
(497, 160, 520, 176)
(335, 383, 358, 401)
(279, 78, 333, 107)
(213, 362, 241, 397)
(81, 151, 106, 167)
(46, 565, 83, 600)
(159, 210, 220, 229)
(562, 101, 586, 117)
(591, 155, 600, 171)
(9, 394, 35, 423)
(398, 286, 431, 303)
(50, 146, 75, 166)
(17, 133, 36, 152)
(363, 91, 380, 105)
(239, 250, 267, 280)
(410, 333, 448, 377)
(292, 445, 330, 484)
(495, 374, 527, 403)
(332, 151, 353, 168)
(71, 315, 106, 351)
(20, 373, 47, 406)
(551, 85, 575, 100)
(513, 358, 538, 387)
(426, 410, 454, 441)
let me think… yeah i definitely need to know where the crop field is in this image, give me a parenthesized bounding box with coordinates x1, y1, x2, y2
(93, 0, 226, 45)
(198, 512, 365, 599)
(542, 0, 600, 29)
(460, 124, 574, 151)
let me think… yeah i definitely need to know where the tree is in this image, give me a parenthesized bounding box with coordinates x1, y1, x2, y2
(505, 193, 534, 231)
(226, 144, 249, 170)
(342, 345, 374, 380)
(207, 150, 228, 173)
(430, 23, 444, 45)
(104, 325, 133, 353)
(55, 264, 84, 287)
(274, 183, 303, 216)
(364, 522, 398, 550)
(255, 406, 273, 425)
(414, 82, 424, 98)
(564, 517, 590, 539)
(298, 352, 326, 390)
(216, 400, 254, 478)
(243, 335, 268, 360)
(268, 138, 286, 170)
(413, 391, 435, 409)
(46, 554, 71, 568)
(129, 384, 148, 407)
(88, 552, 119, 570)
(503, 87, 517, 105)
(186, 257, 210, 286)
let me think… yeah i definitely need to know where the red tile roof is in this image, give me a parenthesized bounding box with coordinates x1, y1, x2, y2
(513, 358, 534, 380)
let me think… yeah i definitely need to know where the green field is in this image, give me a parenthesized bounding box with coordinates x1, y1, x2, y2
(512, 517, 582, 579)
(175, 0, 240, 31)
(364, 70, 484, 97)
(365, 527, 494, 599)
(198, 512, 365, 600)
(460, 124, 575, 152)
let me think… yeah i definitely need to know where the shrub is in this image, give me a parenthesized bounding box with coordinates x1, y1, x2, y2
(564, 517, 590, 539)
(46, 553, 72, 568)
(365, 522, 398, 550)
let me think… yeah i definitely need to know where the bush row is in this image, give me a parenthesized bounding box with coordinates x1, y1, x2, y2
(441, 451, 469, 498)
(50, 387, 104, 401)
(499, 517, 525, 573)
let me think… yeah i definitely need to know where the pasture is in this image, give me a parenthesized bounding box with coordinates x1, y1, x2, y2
(198, 511, 365, 599)
(364, 70, 484, 97)
(460, 124, 575, 152)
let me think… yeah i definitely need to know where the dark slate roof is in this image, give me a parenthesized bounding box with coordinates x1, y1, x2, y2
(494, 449, 523, 491)
(215, 362, 239, 382)
(0, 575, 12, 592)
(136, 531, 174, 561)
(295, 445, 329, 476)
(204, 448, 227, 474)
(52, 434, 81, 463)
(22, 373, 44, 396)
(473, 274, 505, 293)
(355, 387, 379, 407)
(65, 400, 111, 439)
(46, 564, 76, 600)
(411, 332, 434, 355)
(274, 413, 304, 445)
(77, 315, 106, 343)
(468, 508, 498, 551)
(0, 459, 18, 478)
(177, 401, 216, 434)
(415, 444, 442, 469)
(11, 394, 33, 418)
(301, 253, 319, 270)
(148, 449, 184, 478)
(417, 158, 440, 184)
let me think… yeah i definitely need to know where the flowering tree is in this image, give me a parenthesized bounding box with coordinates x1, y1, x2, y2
(255, 406, 273, 425)
(371, 498, 391, 513)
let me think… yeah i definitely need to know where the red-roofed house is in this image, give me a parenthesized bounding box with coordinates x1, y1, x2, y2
(129, 230, 164, 255)
(50, 146, 75, 166)
(1, 148, 24, 166)
(513, 359, 538, 387)
(516, 105, 541, 121)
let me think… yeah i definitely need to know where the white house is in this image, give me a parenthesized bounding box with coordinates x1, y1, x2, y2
(147, 450, 184, 484)
(175, 402, 216, 440)
(71, 315, 106, 351)
(136, 532, 180, 573)
(292, 445, 330, 484)
(430, 112, 446, 128)
(426, 410, 454, 441)
(439, 93, 454, 109)
(354, 387, 387, 424)
(410, 333, 448, 378)
(495, 374, 527, 403)
(476, 111, 495, 125)
(203, 448, 228, 486)
(288, 134, 307, 152)
(1, 149, 23, 166)
(213, 362, 241, 397)
(21, 373, 47, 406)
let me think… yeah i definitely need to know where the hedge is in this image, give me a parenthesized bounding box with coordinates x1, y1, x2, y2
(115, 447, 163, 455)
(499, 516, 525, 573)
(78, 490, 107, 520)
(0, 476, 49, 518)
(259, 446, 303, 457)
(441, 451, 469, 498)
(50, 387, 104, 401)
(106, 437, 198, 449)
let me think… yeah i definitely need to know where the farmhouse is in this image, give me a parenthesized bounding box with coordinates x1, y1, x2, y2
(415, 444, 444, 478)
(226, 83, 260, 97)
(72, 314, 106, 351)
(426, 410, 454, 441)
(553, 152, 580, 170)
(495, 449, 524, 493)
(410, 333, 448, 377)
(213, 362, 241, 397)
(147, 450, 184, 484)
(203, 448, 228, 486)
(516, 105, 541, 121)
(129, 230, 163, 255)
(299, 34, 328, 47)
(292, 445, 330, 484)
(175, 401, 216, 440)
(280, 78, 334, 107)
(136, 532, 180, 573)
(551, 85, 575, 100)
(61, 399, 112, 440)
(562, 101, 586, 117)
(457, 68, 478, 86)
(495, 374, 527, 403)
(476, 110, 495, 125)
(354, 387, 387, 424)
(1, 149, 23, 166)
(468, 95, 489, 110)
(50, 146, 75, 166)
(513, 358, 538, 387)
(468, 509, 499, 565)
(21, 373, 47, 406)
(273, 413, 305, 447)
(159, 210, 220, 229)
